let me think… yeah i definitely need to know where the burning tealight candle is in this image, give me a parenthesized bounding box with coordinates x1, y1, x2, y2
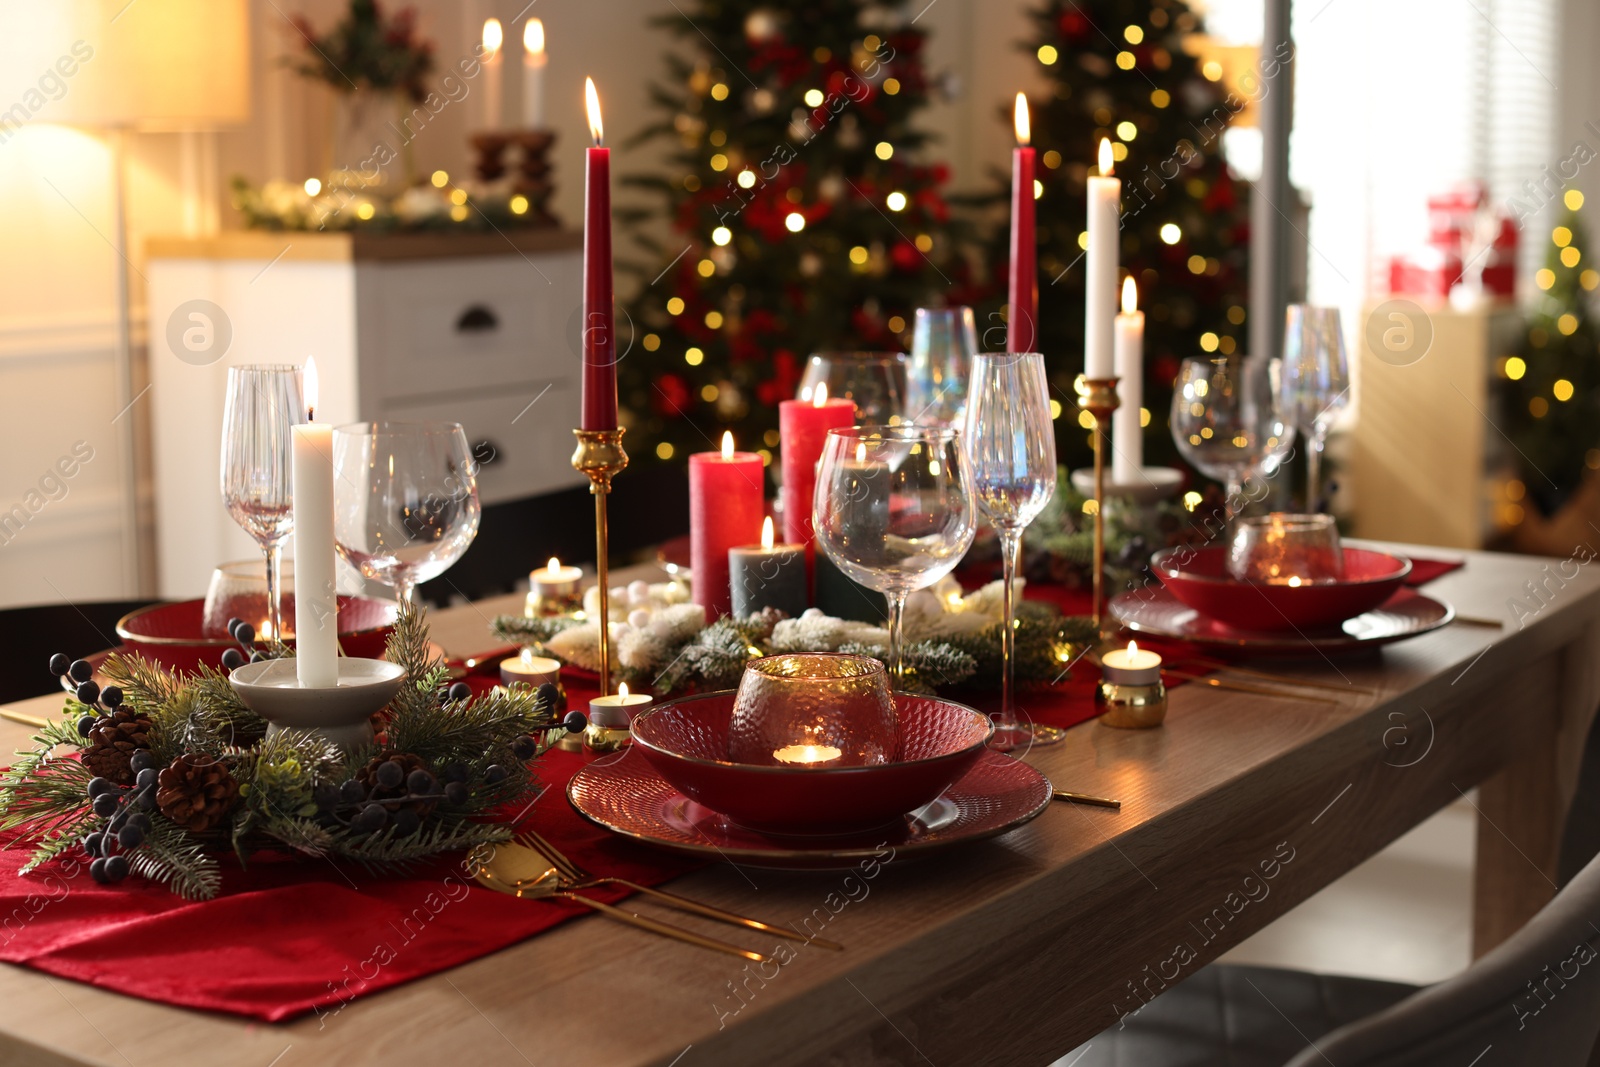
(772, 742, 844, 767)
(1098, 640, 1166, 729)
(586, 681, 654, 753)
(1101, 640, 1162, 684)
(526, 556, 584, 617)
(500, 648, 561, 687)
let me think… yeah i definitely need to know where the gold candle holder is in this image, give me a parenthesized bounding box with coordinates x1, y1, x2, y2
(1097, 641, 1166, 728)
(1078, 377, 1121, 636)
(571, 427, 628, 696)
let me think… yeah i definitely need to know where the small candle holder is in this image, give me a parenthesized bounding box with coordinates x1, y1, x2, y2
(1078, 377, 1121, 637)
(1227, 513, 1344, 586)
(1097, 640, 1167, 729)
(509, 130, 558, 227)
(499, 649, 562, 687)
(469, 131, 514, 182)
(228, 657, 406, 752)
(572, 427, 628, 696)
(727, 654, 896, 767)
(586, 683, 653, 754)
(525, 557, 584, 617)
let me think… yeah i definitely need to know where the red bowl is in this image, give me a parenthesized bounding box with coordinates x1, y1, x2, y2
(116, 598, 399, 674)
(630, 691, 994, 834)
(1151, 546, 1412, 632)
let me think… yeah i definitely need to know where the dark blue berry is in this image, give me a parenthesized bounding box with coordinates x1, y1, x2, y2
(135, 768, 158, 789)
(76, 715, 96, 737)
(49, 653, 70, 677)
(130, 750, 154, 774)
(75, 681, 100, 705)
(405, 769, 435, 794)
(391, 809, 421, 836)
(126, 813, 150, 834)
(375, 761, 404, 789)
(133, 786, 155, 811)
(87, 776, 113, 798)
(338, 779, 366, 805)
(99, 686, 122, 708)
(225, 617, 244, 635)
(536, 682, 561, 707)
(511, 735, 538, 760)
(563, 711, 588, 733)
(92, 793, 119, 817)
(68, 659, 93, 683)
(220, 648, 245, 671)
(103, 855, 129, 881)
(117, 825, 144, 850)
(442, 762, 469, 784)
(81, 833, 103, 858)
(249, 651, 266, 663)
(354, 803, 388, 833)
(443, 782, 468, 805)
(447, 682, 472, 703)
(233, 622, 255, 646)
(90, 857, 110, 883)
(484, 764, 508, 785)
(313, 783, 341, 811)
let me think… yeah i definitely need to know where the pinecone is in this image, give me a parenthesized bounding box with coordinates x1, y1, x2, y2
(84, 707, 152, 785)
(355, 751, 438, 819)
(156, 755, 240, 834)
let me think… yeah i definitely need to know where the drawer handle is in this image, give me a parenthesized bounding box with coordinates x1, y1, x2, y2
(472, 439, 502, 468)
(455, 305, 500, 333)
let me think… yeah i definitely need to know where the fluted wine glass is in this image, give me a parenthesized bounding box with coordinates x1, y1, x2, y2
(814, 426, 976, 684)
(220, 365, 304, 641)
(1171, 356, 1295, 518)
(331, 422, 481, 606)
(1280, 305, 1350, 512)
(963, 352, 1060, 749)
(906, 307, 978, 426)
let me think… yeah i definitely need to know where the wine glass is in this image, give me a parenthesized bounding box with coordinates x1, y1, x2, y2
(906, 307, 978, 426)
(220, 365, 304, 642)
(963, 352, 1060, 748)
(201, 558, 296, 639)
(1279, 305, 1350, 512)
(813, 426, 976, 684)
(1171, 356, 1295, 517)
(799, 352, 908, 425)
(331, 422, 482, 606)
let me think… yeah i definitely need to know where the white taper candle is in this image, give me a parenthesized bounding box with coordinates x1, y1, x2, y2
(1113, 277, 1145, 484)
(292, 358, 339, 688)
(1085, 138, 1120, 380)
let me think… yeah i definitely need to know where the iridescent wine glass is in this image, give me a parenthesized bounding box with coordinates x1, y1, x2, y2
(907, 307, 978, 427)
(799, 352, 908, 425)
(1280, 305, 1350, 512)
(963, 352, 1060, 749)
(813, 426, 976, 684)
(220, 364, 304, 641)
(331, 421, 481, 606)
(1171, 356, 1295, 520)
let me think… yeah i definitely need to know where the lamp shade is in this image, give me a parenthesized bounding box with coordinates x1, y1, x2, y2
(0, 0, 249, 130)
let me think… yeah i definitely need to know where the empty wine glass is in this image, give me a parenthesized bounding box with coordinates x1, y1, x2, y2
(1280, 306, 1350, 512)
(906, 307, 978, 426)
(814, 426, 976, 684)
(799, 352, 908, 425)
(220, 365, 304, 642)
(332, 422, 481, 606)
(963, 352, 1060, 748)
(1171, 356, 1295, 517)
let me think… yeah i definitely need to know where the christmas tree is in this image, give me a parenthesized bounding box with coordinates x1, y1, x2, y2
(986, 0, 1254, 471)
(618, 1, 969, 469)
(1500, 191, 1600, 517)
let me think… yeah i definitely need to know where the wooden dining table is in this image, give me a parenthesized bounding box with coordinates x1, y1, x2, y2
(0, 540, 1595, 1067)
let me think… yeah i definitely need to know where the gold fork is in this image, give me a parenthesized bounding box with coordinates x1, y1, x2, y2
(1182, 656, 1379, 696)
(515, 829, 843, 951)
(1162, 669, 1341, 705)
(470, 844, 771, 963)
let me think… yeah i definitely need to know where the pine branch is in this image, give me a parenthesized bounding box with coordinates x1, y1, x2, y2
(126, 816, 222, 901)
(329, 817, 513, 876)
(99, 653, 181, 710)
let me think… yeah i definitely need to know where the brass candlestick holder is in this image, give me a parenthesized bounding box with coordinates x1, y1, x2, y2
(1078, 377, 1121, 636)
(572, 428, 628, 696)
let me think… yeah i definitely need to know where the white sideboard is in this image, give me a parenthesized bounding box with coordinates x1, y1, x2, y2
(146, 229, 587, 599)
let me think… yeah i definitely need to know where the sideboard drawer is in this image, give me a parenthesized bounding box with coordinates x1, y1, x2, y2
(380, 384, 587, 506)
(362, 252, 584, 403)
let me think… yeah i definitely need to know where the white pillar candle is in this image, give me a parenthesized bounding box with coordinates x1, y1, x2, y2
(1113, 276, 1145, 484)
(292, 358, 339, 688)
(481, 19, 504, 129)
(521, 18, 547, 128)
(1085, 138, 1120, 380)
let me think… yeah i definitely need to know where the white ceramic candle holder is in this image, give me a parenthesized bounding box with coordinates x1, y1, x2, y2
(229, 657, 406, 752)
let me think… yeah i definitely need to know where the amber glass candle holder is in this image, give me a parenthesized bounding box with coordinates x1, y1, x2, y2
(1227, 513, 1344, 586)
(727, 654, 897, 767)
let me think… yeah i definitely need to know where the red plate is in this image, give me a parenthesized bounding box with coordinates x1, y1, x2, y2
(1111, 586, 1454, 655)
(1152, 546, 1412, 631)
(116, 598, 398, 675)
(568, 747, 1052, 869)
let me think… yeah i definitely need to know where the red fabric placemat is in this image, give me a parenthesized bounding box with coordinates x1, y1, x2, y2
(1403, 554, 1465, 586)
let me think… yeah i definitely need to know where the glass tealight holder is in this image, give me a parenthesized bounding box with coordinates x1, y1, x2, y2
(1097, 641, 1167, 729)
(1227, 513, 1344, 586)
(727, 654, 897, 767)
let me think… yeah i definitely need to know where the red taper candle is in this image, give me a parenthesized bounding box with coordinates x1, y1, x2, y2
(779, 382, 856, 547)
(689, 431, 765, 618)
(1008, 92, 1038, 353)
(580, 77, 617, 430)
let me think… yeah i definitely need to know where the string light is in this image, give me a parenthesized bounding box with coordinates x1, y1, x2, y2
(1504, 356, 1526, 380)
(1160, 223, 1181, 244)
(785, 212, 806, 232)
(1037, 45, 1059, 64)
(509, 195, 529, 215)
(886, 191, 908, 211)
(712, 226, 732, 246)
(875, 142, 894, 160)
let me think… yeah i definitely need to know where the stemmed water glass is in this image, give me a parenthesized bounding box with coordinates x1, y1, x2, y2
(331, 422, 482, 606)
(220, 365, 304, 641)
(906, 307, 978, 427)
(813, 426, 976, 684)
(1171, 356, 1295, 517)
(1279, 305, 1350, 512)
(799, 352, 908, 425)
(963, 352, 1060, 748)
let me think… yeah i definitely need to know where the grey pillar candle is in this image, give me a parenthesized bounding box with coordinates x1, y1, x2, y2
(729, 517, 808, 618)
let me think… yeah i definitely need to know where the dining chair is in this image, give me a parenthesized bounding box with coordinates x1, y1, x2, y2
(0, 600, 154, 704)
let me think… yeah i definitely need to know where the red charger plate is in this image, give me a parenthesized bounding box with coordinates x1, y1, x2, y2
(1151, 546, 1412, 631)
(569, 746, 1052, 869)
(1111, 586, 1453, 654)
(630, 690, 993, 834)
(116, 598, 399, 674)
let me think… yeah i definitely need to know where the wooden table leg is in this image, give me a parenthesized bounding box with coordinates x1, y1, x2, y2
(1473, 726, 1564, 956)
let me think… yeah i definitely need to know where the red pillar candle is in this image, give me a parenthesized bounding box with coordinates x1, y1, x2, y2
(1007, 92, 1038, 353)
(580, 77, 617, 430)
(688, 431, 765, 618)
(779, 382, 856, 547)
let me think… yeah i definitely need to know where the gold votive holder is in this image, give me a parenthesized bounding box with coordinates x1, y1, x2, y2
(525, 558, 585, 617)
(727, 653, 896, 767)
(585, 683, 653, 754)
(1098, 640, 1167, 729)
